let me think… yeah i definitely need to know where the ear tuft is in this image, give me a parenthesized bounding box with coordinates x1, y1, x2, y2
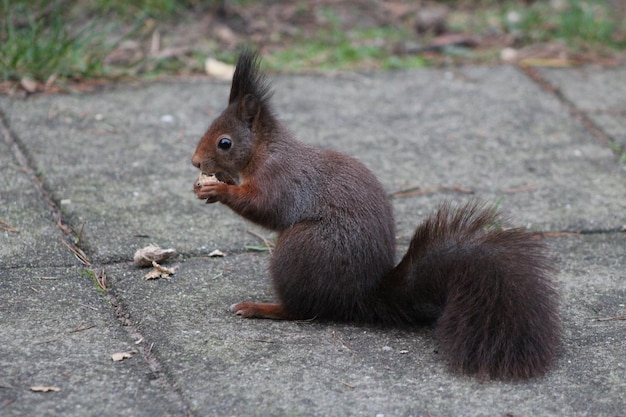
(228, 49, 273, 109)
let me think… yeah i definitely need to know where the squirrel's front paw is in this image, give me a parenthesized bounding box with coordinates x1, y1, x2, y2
(193, 173, 226, 203)
(194, 182, 227, 203)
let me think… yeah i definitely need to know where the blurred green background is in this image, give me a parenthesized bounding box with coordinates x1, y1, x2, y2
(1, 0, 625, 93)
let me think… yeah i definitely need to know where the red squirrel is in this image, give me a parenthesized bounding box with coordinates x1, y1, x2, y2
(191, 50, 561, 380)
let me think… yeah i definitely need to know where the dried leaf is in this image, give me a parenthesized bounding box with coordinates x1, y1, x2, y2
(133, 245, 176, 267)
(208, 249, 225, 257)
(205, 58, 235, 80)
(30, 385, 61, 392)
(20, 76, 38, 93)
(111, 351, 136, 361)
(143, 261, 176, 280)
(143, 269, 162, 280)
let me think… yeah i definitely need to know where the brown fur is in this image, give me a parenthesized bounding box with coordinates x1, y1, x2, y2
(191, 50, 561, 380)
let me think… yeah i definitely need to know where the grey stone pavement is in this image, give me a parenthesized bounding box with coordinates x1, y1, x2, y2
(1, 65, 625, 417)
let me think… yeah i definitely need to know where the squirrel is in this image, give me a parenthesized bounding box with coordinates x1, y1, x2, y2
(191, 50, 561, 380)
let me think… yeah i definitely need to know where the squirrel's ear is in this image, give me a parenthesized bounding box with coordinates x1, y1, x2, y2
(237, 93, 261, 128)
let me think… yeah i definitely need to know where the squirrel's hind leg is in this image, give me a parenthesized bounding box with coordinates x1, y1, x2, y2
(230, 302, 295, 320)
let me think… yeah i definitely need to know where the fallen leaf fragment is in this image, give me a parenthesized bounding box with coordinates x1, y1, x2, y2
(133, 245, 176, 267)
(20, 76, 38, 93)
(143, 261, 176, 280)
(208, 249, 225, 257)
(30, 385, 61, 392)
(111, 351, 136, 361)
(204, 57, 235, 80)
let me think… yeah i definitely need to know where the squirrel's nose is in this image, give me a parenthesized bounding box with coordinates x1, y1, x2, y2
(191, 153, 202, 168)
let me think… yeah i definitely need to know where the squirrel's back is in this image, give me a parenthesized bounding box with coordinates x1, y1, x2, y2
(267, 140, 397, 322)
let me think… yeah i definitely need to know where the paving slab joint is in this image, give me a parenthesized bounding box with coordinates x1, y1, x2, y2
(0, 110, 91, 266)
(103, 273, 197, 416)
(519, 65, 625, 157)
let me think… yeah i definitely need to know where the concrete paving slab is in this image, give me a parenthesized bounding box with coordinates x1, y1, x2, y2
(538, 66, 626, 146)
(0, 266, 186, 416)
(1, 66, 624, 265)
(272, 67, 626, 236)
(1, 64, 625, 417)
(0, 132, 76, 268)
(103, 233, 625, 417)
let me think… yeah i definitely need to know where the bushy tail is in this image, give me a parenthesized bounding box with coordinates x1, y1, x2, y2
(381, 203, 561, 379)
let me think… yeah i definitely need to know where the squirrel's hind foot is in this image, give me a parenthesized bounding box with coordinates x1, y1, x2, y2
(230, 302, 293, 320)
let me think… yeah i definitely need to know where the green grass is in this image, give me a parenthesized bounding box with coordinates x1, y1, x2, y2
(88, 0, 181, 19)
(80, 268, 105, 293)
(264, 8, 428, 72)
(508, 0, 625, 50)
(0, 0, 624, 88)
(1, 0, 112, 82)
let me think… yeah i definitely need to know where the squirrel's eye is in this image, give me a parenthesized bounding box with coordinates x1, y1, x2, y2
(218, 137, 232, 150)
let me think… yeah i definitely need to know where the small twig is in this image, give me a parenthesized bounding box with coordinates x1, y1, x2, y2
(76, 302, 99, 311)
(593, 315, 626, 322)
(247, 230, 274, 254)
(56, 217, 73, 236)
(36, 322, 97, 344)
(332, 331, 352, 351)
(34, 334, 63, 345)
(501, 185, 538, 194)
(75, 222, 86, 247)
(439, 184, 475, 194)
(61, 239, 91, 266)
(146, 342, 155, 357)
(94, 268, 108, 291)
(339, 380, 355, 389)
(1, 399, 15, 409)
(0, 219, 19, 233)
(390, 184, 474, 199)
(68, 324, 97, 334)
(389, 186, 438, 199)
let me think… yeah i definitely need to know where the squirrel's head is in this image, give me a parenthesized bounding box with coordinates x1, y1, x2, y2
(191, 50, 274, 184)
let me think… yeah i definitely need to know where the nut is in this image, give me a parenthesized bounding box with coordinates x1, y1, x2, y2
(194, 173, 221, 191)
